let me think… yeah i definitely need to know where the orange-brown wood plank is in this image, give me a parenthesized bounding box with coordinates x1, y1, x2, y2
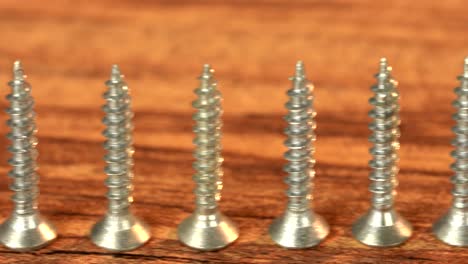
(0, 0, 465, 263)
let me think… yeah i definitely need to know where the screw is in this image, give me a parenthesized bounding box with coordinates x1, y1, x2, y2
(268, 61, 329, 248)
(90, 65, 151, 251)
(351, 58, 412, 247)
(433, 57, 468, 246)
(0, 61, 57, 250)
(177, 64, 239, 251)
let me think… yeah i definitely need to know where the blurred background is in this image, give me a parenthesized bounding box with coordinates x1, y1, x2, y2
(0, 0, 465, 263)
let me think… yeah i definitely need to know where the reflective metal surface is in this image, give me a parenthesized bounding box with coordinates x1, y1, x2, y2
(269, 210, 329, 248)
(90, 65, 150, 251)
(268, 61, 329, 248)
(0, 61, 57, 250)
(178, 210, 238, 251)
(351, 58, 412, 247)
(352, 209, 412, 247)
(0, 214, 57, 251)
(91, 213, 151, 251)
(177, 65, 239, 251)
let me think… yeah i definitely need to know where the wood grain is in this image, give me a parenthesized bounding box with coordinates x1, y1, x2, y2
(0, 0, 466, 263)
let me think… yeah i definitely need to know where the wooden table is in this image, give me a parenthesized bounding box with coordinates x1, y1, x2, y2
(0, 0, 466, 263)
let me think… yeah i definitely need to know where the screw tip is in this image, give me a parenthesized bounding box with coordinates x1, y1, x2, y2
(464, 57, 468, 75)
(296, 60, 304, 68)
(13, 60, 22, 69)
(202, 63, 212, 73)
(295, 60, 305, 78)
(379, 58, 388, 73)
(110, 64, 122, 81)
(201, 64, 213, 79)
(13, 60, 24, 80)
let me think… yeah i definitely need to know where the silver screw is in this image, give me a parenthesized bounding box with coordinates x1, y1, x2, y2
(268, 61, 329, 248)
(351, 58, 412, 247)
(0, 61, 57, 250)
(178, 64, 239, 251)
(433, 57, 468, 246)
(90, 65, 151, 251)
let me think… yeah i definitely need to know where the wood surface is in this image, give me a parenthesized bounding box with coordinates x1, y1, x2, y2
(0, 0, 466, 263)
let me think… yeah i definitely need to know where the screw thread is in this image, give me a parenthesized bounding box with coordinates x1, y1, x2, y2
(192, 64, 223, 213)
(368, 58, 400, 210)
(6, 61, 39, 215)
(450, 57, 468, 209)
(283, 61, 315, 212)
(102, 65, 134, 215)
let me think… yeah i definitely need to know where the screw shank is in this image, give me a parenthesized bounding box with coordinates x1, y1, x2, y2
(103, 75, 134, 215)
(283, 67, 315, 212)
(7, 77, 38, 215)
(192, 68, 223, 213)
(368, 65, 400, 210)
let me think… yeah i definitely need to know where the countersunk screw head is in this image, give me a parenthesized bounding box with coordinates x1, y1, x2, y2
(352, 209, 412, 247)
(269, 210, 329, 248)
(91, 213, 151, 251)
(0, 213, 57, 251)
(178, 210, 239, 251)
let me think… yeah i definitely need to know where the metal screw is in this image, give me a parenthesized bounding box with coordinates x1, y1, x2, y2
(177, 64, 239, 251)
(433, 57, 468, 246)
(90, 65, 151, 251)
(268, 61, 329, 248)
(351, 58, 412, 247)
(0, 61, 57, 250)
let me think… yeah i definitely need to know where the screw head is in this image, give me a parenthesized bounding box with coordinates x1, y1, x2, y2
(269, 209, 329, 248)
(433, 208, 468, 246)
(0, 213, 57, 251)
(177, 211, 239, 251)
(90, 213, 151, 252)
(352, 208, 412, 247)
